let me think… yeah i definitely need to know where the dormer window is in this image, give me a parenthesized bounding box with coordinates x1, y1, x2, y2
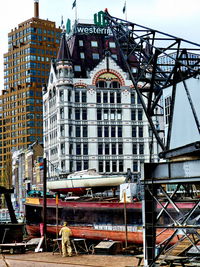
(74, 65, 81, 72)
(109, 42, 116, 48)
(92, 53, 99, 60)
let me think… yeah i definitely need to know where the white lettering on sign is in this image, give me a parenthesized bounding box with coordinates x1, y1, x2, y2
(75, 26, 112, 35)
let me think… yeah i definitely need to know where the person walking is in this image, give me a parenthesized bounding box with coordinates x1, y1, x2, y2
(59, 221, 72, 257)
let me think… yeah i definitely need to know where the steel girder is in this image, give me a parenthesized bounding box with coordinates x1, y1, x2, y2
(141, 160, 200, 266)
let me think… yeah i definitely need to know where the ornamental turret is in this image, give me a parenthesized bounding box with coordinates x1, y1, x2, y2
(56, 31, 73, 83)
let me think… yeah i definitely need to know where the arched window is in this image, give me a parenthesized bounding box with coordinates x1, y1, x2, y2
(110, 81, 120, 88)
(96, 81, 107, 88)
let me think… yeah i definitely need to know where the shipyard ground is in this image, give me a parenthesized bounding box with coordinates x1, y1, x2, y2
(0, 252, 138, 267)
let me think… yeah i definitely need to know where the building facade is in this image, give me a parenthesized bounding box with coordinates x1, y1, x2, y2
(12, 141, 43, 216)
(43, 21, 160, 179)
(0, 0, 61, 187)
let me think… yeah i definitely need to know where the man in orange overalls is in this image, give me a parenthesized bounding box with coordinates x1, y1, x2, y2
(59, 221, 72, 257)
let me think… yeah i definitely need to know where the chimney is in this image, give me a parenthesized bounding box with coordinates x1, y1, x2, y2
(34, 0, 39, 18)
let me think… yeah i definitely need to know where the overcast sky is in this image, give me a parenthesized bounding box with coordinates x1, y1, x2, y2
(0, 0, 200, 88)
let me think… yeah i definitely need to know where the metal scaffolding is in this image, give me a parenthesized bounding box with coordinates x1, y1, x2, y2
(104, 9, 200, 152)
(102, 10, 200, 266)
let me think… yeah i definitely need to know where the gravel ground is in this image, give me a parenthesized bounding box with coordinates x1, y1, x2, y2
(1, 252, 139, 267)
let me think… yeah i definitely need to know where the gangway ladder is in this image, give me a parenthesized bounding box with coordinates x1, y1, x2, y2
(165, 230, 200, 256)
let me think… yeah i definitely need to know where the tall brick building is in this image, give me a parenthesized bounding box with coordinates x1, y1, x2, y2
(0, 0, 61, 188)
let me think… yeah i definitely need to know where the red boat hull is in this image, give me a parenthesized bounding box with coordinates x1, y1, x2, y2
(25, 197, 195, 245)
(26, 224, 180, 245)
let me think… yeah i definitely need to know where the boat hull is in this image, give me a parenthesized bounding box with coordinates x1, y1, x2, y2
(26, 224, 179, 245)
(25, 197, 195, 245)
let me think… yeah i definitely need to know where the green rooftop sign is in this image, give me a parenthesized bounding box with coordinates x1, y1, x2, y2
(94, 11, 108, 27)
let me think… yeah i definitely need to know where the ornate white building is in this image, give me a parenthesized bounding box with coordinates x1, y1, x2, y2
(43, 22, 160, 178)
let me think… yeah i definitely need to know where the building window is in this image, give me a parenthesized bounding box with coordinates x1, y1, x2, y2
(112, 143, 116, 154)
(83, 126, 88, 137)
(132, 126, 137, 137)
(97, 92, 101, 103)
(103, 92, 108, 103)
(70, 161, 73, 172)
(131, 93, 135, 104)
(61, 143, 65, 154)
(138, 109, 143, 120)
(80, 52, 85, 59)
(133, 143, 137, 154)
(137, 94, 142, 104)
(131, 110, 136, 120)
(139, 143, 144, 154)
(82, 91, 87, 102)
(111, 126, 116, 137)
(131, 67, 137, 73)
(104, 110, 109, 120)
(91, 41, 98, 47)
(110, 92, 114, 103)
(139, 126, 143, 137)
(105, 143, 109, 155)
(76, 126, 81, 137)
(60, 125, 64, 136)
(133, 161, 138, 172)
(111, 54, 118, 60)
(112, 161, 117, 172)
(75, 91, 80, 102)
(97, 109, 102, 120)
(118, 126, 122, 137)
(68, 90, 71, 102)
(79, 40, 84, 46)
(98, 126, 102, 137)
(109, 42, 116, 48)
(99, 161, 103, 172)
(118, 143, 123, 154)
(111, 81, 120, 89)
(98, 143, 103, 155)
(106, 161, 110, 172)
(61, 160, 65, 171)
(84, 161, 88, 170)
(96, 81, 106, 88)
(75, 109, 80, 120)
(82, 109, 87, 120)
(60, 90, 64, 102)
(117, 110, 122, 120)
(74, 65, 81, 72)
(60, 108, 64, 119)
(104, 126, 109, 137)
(92, 53, 100, 60)
(69, 125, 72, 137)
(83, 143, 88, 155)
(117, 92, 121, 103)
(119, 160, 123, 172)
(110, 110, 115, 120)
(77, 161, 82, 171)
(76, 143, 81, 155)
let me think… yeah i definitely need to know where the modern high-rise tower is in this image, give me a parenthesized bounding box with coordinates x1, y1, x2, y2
(0, 0, 61, 188)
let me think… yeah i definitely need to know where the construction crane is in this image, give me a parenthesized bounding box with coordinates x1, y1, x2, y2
(98, 10, 200, 266)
